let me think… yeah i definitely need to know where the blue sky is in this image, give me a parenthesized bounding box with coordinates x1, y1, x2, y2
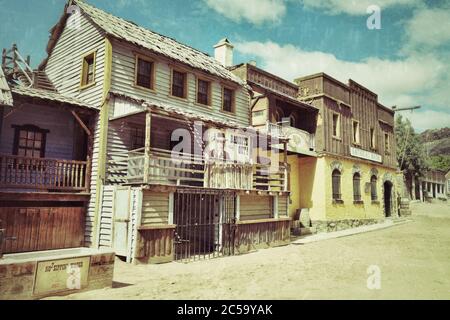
(1, 0, 449, 132)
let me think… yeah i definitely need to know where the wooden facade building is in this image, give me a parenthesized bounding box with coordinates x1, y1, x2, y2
(5, 0, 292, 264)
(0, 62, 98, 255)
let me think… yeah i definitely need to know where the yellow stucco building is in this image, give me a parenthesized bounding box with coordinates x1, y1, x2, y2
(232, 64, 399, 233)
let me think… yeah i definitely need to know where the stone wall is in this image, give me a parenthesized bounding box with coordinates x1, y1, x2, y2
(312, 218, 384, 233)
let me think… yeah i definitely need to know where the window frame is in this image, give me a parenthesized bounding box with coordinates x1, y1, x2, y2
(134, 54, 155, 91)
(352, 120, 360, 145)
(384, 132, 390, 154)
(221, 86, 235, 114)
(196, 77, 212, 106)
(332, 169, 342, 202)
(353, 172, 362, 203)
(12, 124, 49, 159)
(80, 50, 97, 89)
(170, 68, 188, 100)
(129, 124, 146, 151)
(370, 127, 376, 150)
(332, 112, 341, 139)
(371, 175, 378, 202)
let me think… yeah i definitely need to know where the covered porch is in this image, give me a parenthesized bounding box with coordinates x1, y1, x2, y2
(107, 105, 290, 192)
(0, 86, 96, 193)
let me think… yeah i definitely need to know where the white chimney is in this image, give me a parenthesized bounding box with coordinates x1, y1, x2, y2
(214, 38, 234, 67)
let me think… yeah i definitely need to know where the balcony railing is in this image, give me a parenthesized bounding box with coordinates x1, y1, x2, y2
(124, 147, 288, 191)
(0, 154, 90, 192)
(266, 121, 315, 153)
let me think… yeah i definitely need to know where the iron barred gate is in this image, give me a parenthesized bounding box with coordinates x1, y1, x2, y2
(173, 189, 236, 262)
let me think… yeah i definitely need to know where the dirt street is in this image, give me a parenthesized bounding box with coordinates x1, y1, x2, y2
(54, 201, 450, 300)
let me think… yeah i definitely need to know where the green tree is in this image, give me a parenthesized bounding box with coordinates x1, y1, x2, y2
(395, 115, 429, 197)
(429, 155, 450, 172)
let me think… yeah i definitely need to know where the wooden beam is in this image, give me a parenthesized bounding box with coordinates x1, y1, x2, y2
(71, 110, 92, 136)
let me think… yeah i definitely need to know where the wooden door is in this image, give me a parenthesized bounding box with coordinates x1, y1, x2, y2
(0, 206, 85, 254)
(112, 187, 132, 257)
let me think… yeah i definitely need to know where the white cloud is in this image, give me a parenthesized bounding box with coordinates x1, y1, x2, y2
(404, 8, 450, 49)
(235, 41, 449, 130)
(300, 0, 423, 16)
(204, 0, 286, 25)
(402, 110, 450, 133)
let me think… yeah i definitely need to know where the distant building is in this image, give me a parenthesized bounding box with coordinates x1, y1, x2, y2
(419, 170, 448, 201)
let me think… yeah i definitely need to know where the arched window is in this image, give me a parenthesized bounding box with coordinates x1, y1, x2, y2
(353, 172, 362, 202)
(371, 175, 378, 201)
(332, 169, 341, 201)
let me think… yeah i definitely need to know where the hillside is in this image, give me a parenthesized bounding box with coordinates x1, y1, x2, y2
(420, 128, 450, 156)
(419, 128, 450, 172)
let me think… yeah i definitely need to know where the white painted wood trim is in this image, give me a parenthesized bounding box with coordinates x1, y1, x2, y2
(131, 188, 143, 264)
(168, 192, 174, 225)
(273, 195, 279, 219)
(235, 195, 241, 221)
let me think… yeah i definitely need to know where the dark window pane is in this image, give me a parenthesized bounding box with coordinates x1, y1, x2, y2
(136, 58, 153, 88)
(353, 173, 361, 201)
(197, 79, 209, 105)
(223, 88, 233, 112)
(332, 169, 341, 200)
(172, 71, 186, 98)
(371, 176, 378, 201)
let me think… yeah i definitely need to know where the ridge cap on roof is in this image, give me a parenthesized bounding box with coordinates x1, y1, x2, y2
(71, 0, 246, 86)
(73, 0, 213, 59)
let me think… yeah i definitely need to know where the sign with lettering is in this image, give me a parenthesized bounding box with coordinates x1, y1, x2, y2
(350, 147, 382, 163)
(33, 256, 90, 296)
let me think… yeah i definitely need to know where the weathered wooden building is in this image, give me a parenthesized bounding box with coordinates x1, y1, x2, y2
(230, 63, 319, 227)
(293, 73, 399, 232)
(31, 0, 292, 264)
(0, 46, 98, 256)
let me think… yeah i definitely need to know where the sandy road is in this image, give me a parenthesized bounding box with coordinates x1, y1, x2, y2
(53, 201, 450, 300)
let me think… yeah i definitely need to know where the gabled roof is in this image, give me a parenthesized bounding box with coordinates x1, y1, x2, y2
(11, 85, 97, 110)
(61, 0, 245, 86)
(0, 67, 13, 107)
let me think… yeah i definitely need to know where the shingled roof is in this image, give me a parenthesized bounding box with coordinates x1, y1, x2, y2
(68, 0, 245, 86)
(11, 85, 97, 110)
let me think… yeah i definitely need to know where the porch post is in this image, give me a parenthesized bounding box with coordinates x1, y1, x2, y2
(283, 140, 288, 192)
(273, 195, 279, 219)
(235, 195, 241, 221)
(144, 110, 151, 184)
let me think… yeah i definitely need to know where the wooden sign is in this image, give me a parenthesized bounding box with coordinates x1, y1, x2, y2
(33, 256, 90, 296)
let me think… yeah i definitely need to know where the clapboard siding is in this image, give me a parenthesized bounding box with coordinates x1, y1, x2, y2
(141, 191, 170, 226)
(110, 40, 250, 126)
(0, 103, 75, 160)
(45, 11, 105, 108)
(278, 195, 288, 217)
(98, 185, 115, 248)
(240, 195, 273, 221)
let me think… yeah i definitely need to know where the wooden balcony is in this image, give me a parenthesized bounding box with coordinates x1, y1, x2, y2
(266, 122, 316, 154)
(124, 147, 288, 192)
(0, 154, 90, 192)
